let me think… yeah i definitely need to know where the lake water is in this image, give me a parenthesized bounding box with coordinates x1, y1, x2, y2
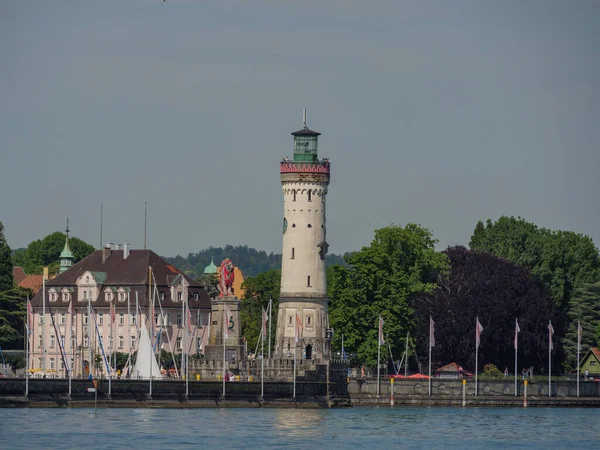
(2, 407, 599, 449)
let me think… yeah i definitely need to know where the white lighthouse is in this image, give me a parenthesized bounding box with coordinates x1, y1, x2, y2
(275, 109, 331, 360)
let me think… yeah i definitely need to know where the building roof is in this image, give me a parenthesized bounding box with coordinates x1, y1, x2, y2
(59, 236, 74, 259)
(12, 266, 27, 285)
(18, 275, 44, 293)
(291, 127, 321, 137)
(436, 362, 464, 372)
(30, 249, 210, 309)
(204, 257, 218, 274)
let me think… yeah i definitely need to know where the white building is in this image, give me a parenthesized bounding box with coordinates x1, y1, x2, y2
(29, 243, 211, 378)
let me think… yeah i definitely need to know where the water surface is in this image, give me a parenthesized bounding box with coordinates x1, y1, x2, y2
(2, 407, 598, 449)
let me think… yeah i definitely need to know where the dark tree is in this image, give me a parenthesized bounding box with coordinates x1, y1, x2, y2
(0, 221, 13, 292)
(413, 246, 565, 375)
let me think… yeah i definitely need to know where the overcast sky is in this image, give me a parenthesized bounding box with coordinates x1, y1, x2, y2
(1, 1, 599, 258)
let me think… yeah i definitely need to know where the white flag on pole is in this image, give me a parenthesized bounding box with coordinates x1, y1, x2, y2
(429, 316, 435, 348)
(514, 319, 520, 350)
(548, 321, 555, 350)
(378, 316, 385, 345)
(476, 318, 484, 349)
(577, 321, 582, 351)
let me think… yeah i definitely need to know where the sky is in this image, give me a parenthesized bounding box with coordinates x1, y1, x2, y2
(1, 0, 599, 258)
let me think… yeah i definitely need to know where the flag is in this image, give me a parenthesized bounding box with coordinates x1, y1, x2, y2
(548, 321, 554, 350)
(67, 300, 73, 316)
(187, 304, 194, 336)
(476, 318, 484, 349)
(295, 313, 303, 343)
(262, 307, 268, 338)
(429, 316, 435, 348)
(224, 307, 232, 339)
(378, 316, 385, 345)
(514, 319, 520, 350)
(577, 321, 582, 351)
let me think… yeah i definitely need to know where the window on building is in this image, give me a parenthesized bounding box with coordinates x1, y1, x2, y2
(83, 291, 88, 300)
(177, 292, 183, 301)
(306, 316, 311, 326)
(291, 248, 295, 259)
(50, 358, 55, 370)
(83, 313, 89, 325)
(60, 359, 65, 369)
(176, 337, 182, 350)
(118, 292, 125, 302)
(119, 313, 125, 325)
(154, 314, 160, 326)
(288, 316, 293, 325)
(50, 335, 55, 348)
(308, 191, 312, 202)
(194, 293, 199, 301)
(163, 314, 169, 326)
(60, 314, 66, 325)
(105, 291, 113, 302)
(307, 276, 311, 287)
(130, 335, 137, 348)
(160, 292, 165, 301)
(118, 336, 124, 349)
(39, 314, 43, 325)
(292, 190, 296, 202)
(38, 335, 43, 348)
(62, 292, 70, 302)
(131, 313, 137, 326)
(98, 313, 104, 325)
(177, 314, 182, 327)
(83, 336, 89, 347)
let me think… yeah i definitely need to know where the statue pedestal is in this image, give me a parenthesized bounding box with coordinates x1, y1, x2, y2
(204, 295, 245, 362)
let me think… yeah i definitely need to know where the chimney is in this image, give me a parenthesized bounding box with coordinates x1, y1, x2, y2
(123, 243, 130, 259)
(103, 244, 112, 264)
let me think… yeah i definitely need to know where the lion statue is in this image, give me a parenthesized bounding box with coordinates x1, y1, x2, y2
(218, 258, 235, 297)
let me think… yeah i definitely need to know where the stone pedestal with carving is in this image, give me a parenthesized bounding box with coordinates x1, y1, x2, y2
(203, 295, 245, 363)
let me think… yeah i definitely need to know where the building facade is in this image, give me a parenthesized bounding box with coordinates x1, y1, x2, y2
(275, 111, 331, 360)
(29, 243, 211, 378)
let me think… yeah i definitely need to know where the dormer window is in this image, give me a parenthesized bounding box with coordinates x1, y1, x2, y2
(62, 292, 70, 302)
(194, 293, 199, 301)
(177, 292, 183, 301)
(105, 289, 114, 302)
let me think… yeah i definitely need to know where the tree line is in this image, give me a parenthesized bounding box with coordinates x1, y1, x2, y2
(240, 217, 600, 374)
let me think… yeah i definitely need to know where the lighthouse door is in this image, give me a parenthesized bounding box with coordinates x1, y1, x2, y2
(305, 344, 313, 360)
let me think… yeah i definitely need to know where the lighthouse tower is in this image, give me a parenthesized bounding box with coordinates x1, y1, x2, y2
(275, 109, 331, 360)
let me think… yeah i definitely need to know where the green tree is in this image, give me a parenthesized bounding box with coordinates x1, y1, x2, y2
(0, 221, 14, 291)
(469, 216, 600, 310)
(11, 232, 95, 275)
(240, 270, 281, 354)
(0, 287, 29, 348)
(328, 224, 449, 366)
(563, 282, 600, 370)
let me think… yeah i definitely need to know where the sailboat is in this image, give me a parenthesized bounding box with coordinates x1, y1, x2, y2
(132, 323, 162, 379)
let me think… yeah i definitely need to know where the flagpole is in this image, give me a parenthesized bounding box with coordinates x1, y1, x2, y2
(25, 296, 29, 396)
(68, 301, 72, 395)
(109, 302, 112, 396)
(548, 320, 552, 398)
(222, 309, 226, 397)
(377, 330, 381, 396)
(184, 292, 188, 397)
(341, 333, 344, 361)
(514, 319, 518, 397)
(404, 332, 409, 378)
(475, 317, 479, 397)
(268, 297, 272, 360)
(261, 309, 264, 398)
(293, 335, 297, 399)
(42, 277, 46, 374)
(577, 321, 580, 398)
(428, 316, 432, 396)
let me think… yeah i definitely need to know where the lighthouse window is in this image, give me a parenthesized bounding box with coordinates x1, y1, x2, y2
(292, 190, 296, 202)
(291, 248, 295, 259)
(307, 276, 311, 287)
(308, 191, 312, 202)
(307, 224, 312, 228)
(289, 316, 293, 325)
